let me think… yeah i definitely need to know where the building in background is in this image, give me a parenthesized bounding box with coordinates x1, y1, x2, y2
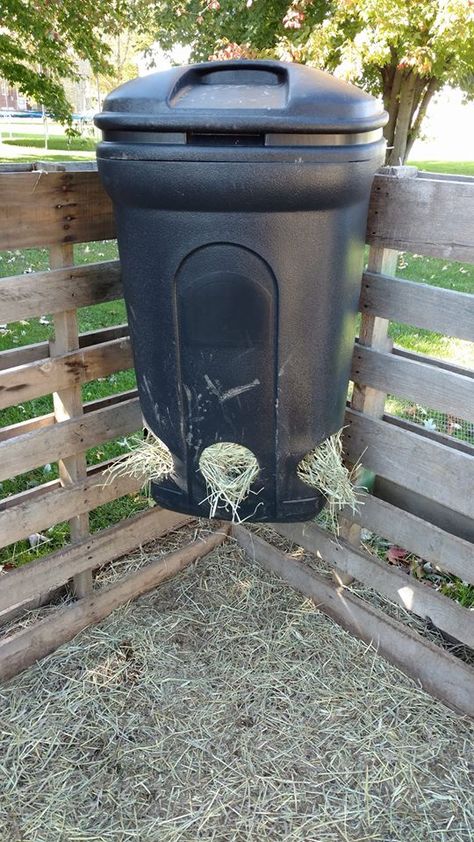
(0, 79, 34, 111)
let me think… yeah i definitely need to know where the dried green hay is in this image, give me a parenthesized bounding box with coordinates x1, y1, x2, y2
(104, 430, 173, 490)
(106, 434, 259, 521)
(199, 441, 259, 521)
(297, 428, 362, 533)
(1, 535, 473, 841)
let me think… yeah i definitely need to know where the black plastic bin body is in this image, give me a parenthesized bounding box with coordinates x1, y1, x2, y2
(95, 61, 386, 522)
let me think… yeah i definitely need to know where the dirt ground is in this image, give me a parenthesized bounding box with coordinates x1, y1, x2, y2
(1, 530, 473, 841)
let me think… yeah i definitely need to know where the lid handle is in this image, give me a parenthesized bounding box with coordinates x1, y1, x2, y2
(169, 62, 288, 110)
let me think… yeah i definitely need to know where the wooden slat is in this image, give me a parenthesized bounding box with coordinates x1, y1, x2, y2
(49, 242, 91, 597)
(374, 477, 474, 546)
(393, 345, 474, 379)
(1, 168, 471, 258)
(271, 520, 474, 650)
(0, 462, 144, 549)
(366, 173, 474, 262)
(344, 409, 474, 519)
(352, 344, 474, 423)
(0, 396, 141, 481)
(340, 244, 398, 583)
(0, 458, 110, 512)
(0, 324, 129, 371)
(0, 170, 115, 249)
(384, 412, 473, 455)
(0, 387, 139, 443)
(0, 507, 193, 615)
(0, 524, 229, 682)
(361, 272, 474, 341)
(0, 336, 133, 410)
(0, 260, 122, 324)
(233, 526, 474, 718)
(346, 495, 474, 585)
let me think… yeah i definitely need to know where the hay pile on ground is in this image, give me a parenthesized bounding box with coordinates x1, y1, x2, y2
(1, 528, 473, 841)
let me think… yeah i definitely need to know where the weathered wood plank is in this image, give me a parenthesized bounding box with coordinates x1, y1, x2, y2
(346, 494, 474, 585)
(1, 168, 471, 258)
(233, 526, 474, 718)
(374, 477, 474, 546)
(49, 242, 91, 597)
(0, 524, 229, 682)
(0, 336, 133, 410)
(0, 261, 122, 324)
(343, 409, 474, 519)
(360, 272, 474, 341)
(341, 244, 398, 582)
(0, 388, 138, 443)
(366, 173, 474, 262)
(392, 345, 474, 379)
(352, 344, 474, 423)
(352, 248, 397, 418)
(0, 463, 143, 548)
(0, 458, 109, 512)
(0, 396, 141, 482)
(271, 521, 474, 649)
(0, 507, 193, 615)
(0, 170, 115, 249)
(0, 324, 129, 372)
(383, 412, 474, 455)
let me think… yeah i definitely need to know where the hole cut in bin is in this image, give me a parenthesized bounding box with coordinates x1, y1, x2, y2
(297, 429, 362, 533)
(199, 442, 260, 522)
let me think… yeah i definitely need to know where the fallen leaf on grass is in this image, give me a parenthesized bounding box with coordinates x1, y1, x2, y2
(387, 546, 409, 564)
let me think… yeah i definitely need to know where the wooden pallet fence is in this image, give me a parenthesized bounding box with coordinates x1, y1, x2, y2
(233, 526, 474, 718)
(0, 163, 473, 708)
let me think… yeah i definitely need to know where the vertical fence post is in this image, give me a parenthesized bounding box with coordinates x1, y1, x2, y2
(49, 243, 93, 598)
(333, 244, 398, 587)
(333, 168, 421, 584)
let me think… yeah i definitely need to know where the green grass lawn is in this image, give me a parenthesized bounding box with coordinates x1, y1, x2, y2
(0, 156, 473, 605)
(0, 131, 97, 162)
(2, 133, 96, 151)
(409, 160, 474, 176)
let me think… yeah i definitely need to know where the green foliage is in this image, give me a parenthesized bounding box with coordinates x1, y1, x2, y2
(0, 0, 150, 123)
(297, 0, 474, 94)
(150, 0, 474, 162)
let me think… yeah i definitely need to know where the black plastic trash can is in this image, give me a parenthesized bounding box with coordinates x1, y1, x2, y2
(95, 60, 386, 522)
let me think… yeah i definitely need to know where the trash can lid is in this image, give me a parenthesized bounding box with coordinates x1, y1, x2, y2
(95, 60, 387, 135)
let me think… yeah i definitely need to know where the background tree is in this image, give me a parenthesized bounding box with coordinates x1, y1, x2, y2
(0, 0, 151, 123)
(151, 0, 474, 164)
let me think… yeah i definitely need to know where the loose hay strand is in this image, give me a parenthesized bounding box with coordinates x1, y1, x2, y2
(0, 533, 473, 841)
(104, 431, 173, 488)
(106, 434, 260, 521)
(297, 428, 362, 533)
(199, 442, 259, 521)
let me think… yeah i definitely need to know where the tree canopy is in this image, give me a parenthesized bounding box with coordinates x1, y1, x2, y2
(151, 0, 474, 162)
(2, 0, 473, 156)
(0, 0, 146, 122)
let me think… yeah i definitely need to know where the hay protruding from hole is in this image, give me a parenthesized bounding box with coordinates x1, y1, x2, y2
(297, 428, 361, 533)
(199, 442, 259, 521)
(105, 431, 173, 489)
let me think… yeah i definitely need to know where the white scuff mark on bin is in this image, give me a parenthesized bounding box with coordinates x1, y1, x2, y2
(142, 375, 154, 405)
(220, 380, 260, 402)
(204, 374, 221, 398)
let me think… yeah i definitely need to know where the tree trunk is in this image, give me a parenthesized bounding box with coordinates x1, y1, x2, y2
(383, 66, 403, 152)
(405, 78, 439, 161)
(387, 71, 417, 165)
